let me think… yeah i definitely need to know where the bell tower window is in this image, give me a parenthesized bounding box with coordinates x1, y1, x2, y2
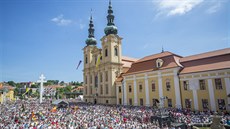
(105, 49, 108, 57)
(85, 55, 88, 64)
(114, 47, 118, 56)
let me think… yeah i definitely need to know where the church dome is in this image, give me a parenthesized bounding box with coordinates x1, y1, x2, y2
(85, 37, 97, 46)
(104, 25, 118, 36)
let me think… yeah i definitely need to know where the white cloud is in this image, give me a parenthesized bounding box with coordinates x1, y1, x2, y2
(206, 2, 221, 14)
(153, 0, 204, 16)
(51, 14, 73, 26)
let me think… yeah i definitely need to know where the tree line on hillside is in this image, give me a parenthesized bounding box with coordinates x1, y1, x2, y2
(4, 80, 83, 98)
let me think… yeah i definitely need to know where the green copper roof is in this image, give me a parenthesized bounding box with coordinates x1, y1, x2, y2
(86, 9, 97, 46)
(104, 0, 118, 36)
(104, 25, 118, 36)
(85, 37, 97, 46)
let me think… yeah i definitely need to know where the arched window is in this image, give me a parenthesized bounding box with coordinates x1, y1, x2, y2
(152, 81, 155, 92)
(85, 55, 88, 64)
(95, 75, 98, 88)
(105, 71, 108, 82)
(85, 76, 87, 84)
(95, 55, 97, 64)
(105, 49, 108, 57)
(139, 83, 143, 92)
(100, 73, 103, 82)
(100, 85, 103, 94)
(114, 47, 118, 56)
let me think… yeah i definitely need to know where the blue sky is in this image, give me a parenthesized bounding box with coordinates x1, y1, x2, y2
(0, 0, 229, 82)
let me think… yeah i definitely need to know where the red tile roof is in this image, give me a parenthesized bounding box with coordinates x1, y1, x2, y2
(180, 48, 230, 74)
(124, 51, 182, 75)
(180, 48, 230, 62)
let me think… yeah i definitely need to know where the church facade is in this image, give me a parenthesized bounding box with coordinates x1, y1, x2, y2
(83, 1, 136, 104)
(82, 1, 230, 111)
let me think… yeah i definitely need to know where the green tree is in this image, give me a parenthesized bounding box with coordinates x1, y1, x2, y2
(31, 84, 38, 88)
(7, 81, 16, 87)
(64, 86, 72, 93)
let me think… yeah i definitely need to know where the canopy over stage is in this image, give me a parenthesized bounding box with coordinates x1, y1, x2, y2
(52, 100, 69, 108)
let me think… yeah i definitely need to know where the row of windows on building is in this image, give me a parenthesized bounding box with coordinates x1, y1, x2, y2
(117, 78, 224, 93)
(183, 78, 223, 91)
(118, 98, 226, 110)
(85, 84, 109, 95)
(184, 98, 226, 110)
(85, 47, 118, 64)
(85, 72, 109, 84)
(118, 80, 170, 93)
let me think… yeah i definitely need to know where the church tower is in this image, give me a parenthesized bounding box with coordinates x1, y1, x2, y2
(83, 1, 122, 104)
(99, 0, 123, 104)
(83, 10, 98, 103)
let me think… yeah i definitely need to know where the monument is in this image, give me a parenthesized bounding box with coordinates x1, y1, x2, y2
(37, 74, 46, 103)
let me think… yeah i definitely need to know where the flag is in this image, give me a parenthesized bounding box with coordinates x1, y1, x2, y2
(22, 88, 30, 96)
(76, 60, 82, 70)
(96, 53, 102, 69)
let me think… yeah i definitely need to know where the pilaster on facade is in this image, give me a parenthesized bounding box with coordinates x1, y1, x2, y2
(116, 85, 119, 104)
(133, 75, 138, 106)
(97, 72, 100, 96)
(208, 79, 216, 111)
(145, 73, 150, 106)
(225, 78, 230, 110)
(173, 69, 182, 109)
(189, 79, 199, 110)
(123, 78, 127, 105)
(158, 71, 163, 99)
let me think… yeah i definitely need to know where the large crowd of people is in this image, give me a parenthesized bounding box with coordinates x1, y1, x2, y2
(0, 99, 230, 129)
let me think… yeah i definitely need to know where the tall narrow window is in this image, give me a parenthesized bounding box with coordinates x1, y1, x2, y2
(166, 79, 171, 91)
(95, 76, 98, 88)
(100, 85, 103, 94)
(185, 99, 191, 108)
(168, 99, 172, 107)
(95, 56, 97, 64)
(183, 81, 189, 90)
(85, 55, 88, 64)
(152, 81, 156, 92)
(106, 84, 109, 94)
(119, 86, 121, 93)
(202, 99, 208, 110)
(217, 99, 226, 110)
(129, 98, 132, 105)
(100, 73, 103, 82)
(105, 49, 108, 57)
(114, 47, 118, 56)
(90, 87, 92, 94)
(215, 78, 222, 90)
(129, 85, 132, 92)
(85, 76, 87, 84)
(199, 80, 206, 90)
(119, 98, 122, 104)
(90, 75, 92, 84)
(140, 98, 144, 106)
(105, 71, 108, 82)
(139, 84, 143, 92)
